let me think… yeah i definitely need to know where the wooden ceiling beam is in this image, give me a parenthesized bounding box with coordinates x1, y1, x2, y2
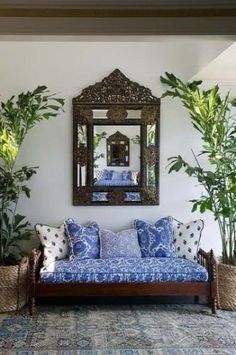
(0, 7, 236, 18)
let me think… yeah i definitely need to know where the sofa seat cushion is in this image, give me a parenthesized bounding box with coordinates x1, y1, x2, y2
(40, 257, 208, 284)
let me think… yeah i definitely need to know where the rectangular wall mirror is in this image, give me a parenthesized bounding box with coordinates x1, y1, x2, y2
(73, 69, 160, 205)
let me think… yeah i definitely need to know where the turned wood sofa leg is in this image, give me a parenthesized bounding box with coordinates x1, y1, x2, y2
(29, 249, 41, 317)
(29, 297, 36, 317)
(198, 248, 218, 315)
(211, 297, 217, 314)
(209, 250, 218, 315)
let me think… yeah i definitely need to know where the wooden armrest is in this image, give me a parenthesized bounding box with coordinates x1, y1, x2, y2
(198, 248, 217, 282)
(198, 248, 209, 259)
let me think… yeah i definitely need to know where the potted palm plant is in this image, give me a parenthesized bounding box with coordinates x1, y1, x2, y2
(161, 73, 236, 310)
(0, 86, 64, 312)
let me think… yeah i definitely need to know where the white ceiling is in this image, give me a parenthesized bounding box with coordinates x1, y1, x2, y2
(0, 35, 233, 84)
(193, 42, 236, 83)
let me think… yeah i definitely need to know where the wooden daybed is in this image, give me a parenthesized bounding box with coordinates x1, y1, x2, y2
(29, 247, 218, 316)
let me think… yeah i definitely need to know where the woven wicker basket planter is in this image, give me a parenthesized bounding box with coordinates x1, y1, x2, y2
(218, 263, 236, 311)
(0, 257, 29, 313)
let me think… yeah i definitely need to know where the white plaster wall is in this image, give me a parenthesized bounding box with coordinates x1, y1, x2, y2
(0, 37, 232, 255)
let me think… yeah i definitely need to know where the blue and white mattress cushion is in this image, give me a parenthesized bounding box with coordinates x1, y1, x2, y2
(40, 257, 208, 284)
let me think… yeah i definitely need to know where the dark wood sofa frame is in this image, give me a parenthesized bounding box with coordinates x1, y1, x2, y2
(29, 247, 218, 316)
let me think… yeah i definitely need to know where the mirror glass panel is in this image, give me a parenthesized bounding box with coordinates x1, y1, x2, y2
(92, 109, 108, 119)
(77, 125, 87, 187)
(147, 124, 156, 145)
(147, 165, 156, 187)
(93, 125, 140, 187)
(92, 109, 142, 120)
(126, 110, 141, 119)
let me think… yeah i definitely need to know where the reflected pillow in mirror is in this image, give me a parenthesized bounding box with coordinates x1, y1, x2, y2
(100, 229, 141, 258)
(95, 170, 105, 181)
(95, 169, 113, 181)
(112, 171, 122, 180)
(122, 170, 131, 181)
(104, 169, 113, 180)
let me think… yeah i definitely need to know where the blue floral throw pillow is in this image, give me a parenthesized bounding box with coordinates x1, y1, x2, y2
(100, 229, 141, 258)
(134, 217, 176, 258)
(64, 219, 100, 260)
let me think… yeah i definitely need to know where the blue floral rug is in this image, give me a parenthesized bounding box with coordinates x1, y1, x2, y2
(0, 304, 236, 354)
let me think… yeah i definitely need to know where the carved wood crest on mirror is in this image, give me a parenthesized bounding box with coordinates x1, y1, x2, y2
(73, 69, 160, 205)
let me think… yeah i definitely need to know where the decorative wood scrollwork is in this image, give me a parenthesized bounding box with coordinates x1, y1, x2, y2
(74, 144, 87, 166)
(141, 105, 160, 125)
(73, 69, 160, 104)
(106, 106, 128, 122)
(107, 131, 129, 142)
(144, 145, 159, 166)
(107, 190, 125, 204)
(74, 107, 93, 124)
(76, 187, 92, 204)
(141, 187, 158, 205)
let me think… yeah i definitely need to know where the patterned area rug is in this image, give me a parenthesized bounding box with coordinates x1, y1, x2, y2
(0, 304, 236, 354)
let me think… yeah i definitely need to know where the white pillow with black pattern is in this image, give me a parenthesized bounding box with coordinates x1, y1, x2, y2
(173, 219, 204, 262)
(130, 171, 139, 184)
(35, 223, 69, 266)
(95, 170, 104, 181)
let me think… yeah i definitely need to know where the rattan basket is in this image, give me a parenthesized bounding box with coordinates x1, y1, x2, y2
(218, 262, 236, 311)
(0, 257, 29, 313)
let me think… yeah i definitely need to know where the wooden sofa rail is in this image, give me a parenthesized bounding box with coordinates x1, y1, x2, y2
(29, 248, 218, 316)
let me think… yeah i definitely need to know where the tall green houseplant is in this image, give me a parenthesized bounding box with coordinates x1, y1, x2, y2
(0, 86, 64, 265)
(161, 73, 236, 266)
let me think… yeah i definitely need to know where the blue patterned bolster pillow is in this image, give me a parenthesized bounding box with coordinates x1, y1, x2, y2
(64, 219, 100, 261)
(100, 228, 142, 259)
(134, 216, 176, 258)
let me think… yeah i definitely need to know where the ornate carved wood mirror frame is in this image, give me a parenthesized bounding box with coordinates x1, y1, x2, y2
(73, 69, 160, 205)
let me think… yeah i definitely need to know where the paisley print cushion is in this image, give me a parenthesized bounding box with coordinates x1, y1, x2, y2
(64, 219, 100, 260)
(100, 229, 141, 258)
(134, 217, 176, 258)
(40, 257, 208, 284)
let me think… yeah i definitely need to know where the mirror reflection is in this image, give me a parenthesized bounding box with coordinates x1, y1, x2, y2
(93, 125, 140, 187)
(92, 192, 141, 202)
(92, 109, 141, 120)
(77, 125, 87, 187)
(107, 131, 129, 167)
